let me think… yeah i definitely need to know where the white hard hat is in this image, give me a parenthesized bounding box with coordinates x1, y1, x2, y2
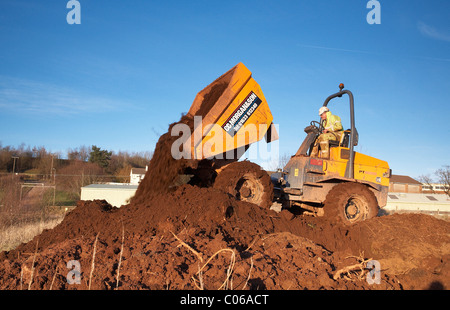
(319, 106, 329, 116)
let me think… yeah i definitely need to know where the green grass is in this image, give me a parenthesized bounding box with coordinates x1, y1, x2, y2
(42, 189, 78, 207)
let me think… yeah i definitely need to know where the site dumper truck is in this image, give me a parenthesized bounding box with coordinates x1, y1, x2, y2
(180, 63, 390, 224)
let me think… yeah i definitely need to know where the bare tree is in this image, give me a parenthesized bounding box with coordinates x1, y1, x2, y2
(67, 145, 91, 162)
(418, 174, 435, 193)
(436, 165, 450, 197)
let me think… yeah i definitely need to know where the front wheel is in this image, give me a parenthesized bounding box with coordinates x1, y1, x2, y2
(213, 161, 273, 209)
(323, 183, 379, 225)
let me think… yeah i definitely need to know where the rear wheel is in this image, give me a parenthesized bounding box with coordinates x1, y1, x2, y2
(213, 161, 273, 209)
(323, 183, 379, 225)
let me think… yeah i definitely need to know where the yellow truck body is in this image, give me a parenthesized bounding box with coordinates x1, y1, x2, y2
(184, 62, 278, 160)
(326, 147, 391, 188)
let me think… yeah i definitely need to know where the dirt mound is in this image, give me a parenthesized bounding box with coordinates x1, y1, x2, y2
(0, 228, 404, 290)
(0, 111, 449, 290)
(1, 182, 448, 290)
(272, 211, 450, 289)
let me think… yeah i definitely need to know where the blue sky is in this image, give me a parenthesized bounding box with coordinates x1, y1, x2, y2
(0, 0, 449, 179)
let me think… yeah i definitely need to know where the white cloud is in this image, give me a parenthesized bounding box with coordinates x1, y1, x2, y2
(0, 76, 126, 116)
(418, 21, 450, 42)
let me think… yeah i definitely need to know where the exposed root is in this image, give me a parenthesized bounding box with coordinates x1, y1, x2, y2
(115, 223, 125, 289)
(242, 256, 254, 290)
(28, 239, 39, 290)
(171, 231, 204, 262)
(333, 252, 373, 281)
(88, 233, 100, 290)
(171, 231, 237, 290)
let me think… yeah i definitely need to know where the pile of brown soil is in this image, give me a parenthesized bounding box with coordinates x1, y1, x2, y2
(272, 211, 450, 289)
(1, 181, 448, 290)
(0, 110, 449, 290)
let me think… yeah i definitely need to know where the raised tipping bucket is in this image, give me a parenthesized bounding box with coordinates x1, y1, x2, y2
(184, 62, 278, 160)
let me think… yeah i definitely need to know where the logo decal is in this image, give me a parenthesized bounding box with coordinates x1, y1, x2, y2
(222, 91, 262, 136)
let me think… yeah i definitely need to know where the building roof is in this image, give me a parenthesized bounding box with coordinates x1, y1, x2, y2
(390, 174, 422, 185)
(387, 193, 450, 203)
(131, 167, 147, 175)
(81, 183, 138, 190)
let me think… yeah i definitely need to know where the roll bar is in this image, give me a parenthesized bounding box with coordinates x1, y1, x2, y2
(322, 83, 356, 179)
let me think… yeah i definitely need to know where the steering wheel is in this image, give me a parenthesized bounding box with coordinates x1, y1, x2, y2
(310, 120, 323, 134)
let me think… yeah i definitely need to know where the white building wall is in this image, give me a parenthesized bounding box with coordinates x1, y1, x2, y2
(384, 193, 450, 214)
(80, 184, 138, 208)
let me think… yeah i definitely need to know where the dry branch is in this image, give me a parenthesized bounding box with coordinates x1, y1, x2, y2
(49, 266, 58, 290)
(171, 231, 204, 262)
(171, 232, 241, 290)
(194, 248, 236, 290)
(115, 223, 125, 290)
(28, 239, 39, 290)
(88, 232, 100, 290)
(333, 253, 373, 281)
(242, 256, 254, 290)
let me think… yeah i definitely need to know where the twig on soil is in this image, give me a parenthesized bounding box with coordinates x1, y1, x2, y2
(190, 248, 237, 290)
(115, 223, 125, 290)
(171, 231, 203, 262)
(223, 250, 235, 290)
(171, 232, 238, 290)
(201, 249, 236, 290)
(198, 261, 204, 290)
(28, 239, 39, 290)
(244, 236, 260, 251)
(333, 263, 365, 280)
(333, 253, 373, 281)
(242, 256, 254, 290)
(260, 232, 282, 241)
(88, 232, 100, 290)
(49, 266, 58, 290)
(20, 267, 23, 290)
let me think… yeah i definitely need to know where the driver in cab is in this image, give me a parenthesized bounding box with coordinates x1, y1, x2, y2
(310, 106, 343, 158)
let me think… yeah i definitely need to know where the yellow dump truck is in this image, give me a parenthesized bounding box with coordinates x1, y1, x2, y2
(183, 62, 391, 224)
(271, 84, 391, 224)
